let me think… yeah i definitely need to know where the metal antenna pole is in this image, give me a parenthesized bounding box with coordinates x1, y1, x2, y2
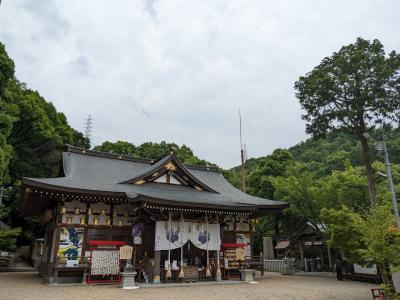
(239, 110, 246, 192)
(378, 136, 400, 227)
(84, 115, 93, 145)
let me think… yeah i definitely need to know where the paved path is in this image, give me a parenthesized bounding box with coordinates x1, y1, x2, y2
(0, 272, 377, 300)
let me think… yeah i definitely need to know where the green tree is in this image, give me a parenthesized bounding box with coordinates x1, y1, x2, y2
(247, 149, 295, 198)
(94, 141, 137, 156)
(272, 163, 321, 227)
(322, 205, 400, 287)
(0, 227, 21, 252)
(320, 206, 365, 263)
(94, 141, 214, 167)
(318, 164, 370, 212)
(295, 38, 400, 207)
(0, 42, 89, 245)
(0, 42, 16, 186)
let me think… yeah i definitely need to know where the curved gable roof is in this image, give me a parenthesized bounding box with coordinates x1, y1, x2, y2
(21, 146, 289, 214)
(120, 152, 217, 193)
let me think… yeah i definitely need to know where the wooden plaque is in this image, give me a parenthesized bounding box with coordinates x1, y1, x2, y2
(119, 245, 133, 260)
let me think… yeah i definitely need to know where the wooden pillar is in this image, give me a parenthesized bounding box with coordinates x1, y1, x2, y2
(320, 247, 324, 271)
(153, 250, 161, 284)
(260, 252, 264, 277)
(327, 245, 333, 272)
(299, 240, 304, 271)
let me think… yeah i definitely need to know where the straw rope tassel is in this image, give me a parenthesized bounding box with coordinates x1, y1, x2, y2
(166, 212, 172, 278)
(216, 215, 221, 278)
(205, 214, 211, 277)
(179, 213, 185, 279)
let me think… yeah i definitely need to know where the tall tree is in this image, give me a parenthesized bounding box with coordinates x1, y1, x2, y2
(0, 42, 90, 244)
(295, 38, 400, 207)
(0, 42, 15, 186)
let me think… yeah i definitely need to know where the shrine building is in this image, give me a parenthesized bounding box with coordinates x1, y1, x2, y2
(20, 145, 288, 284)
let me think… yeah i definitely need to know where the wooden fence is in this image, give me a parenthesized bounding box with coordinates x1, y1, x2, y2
(263, 259, 287, 272)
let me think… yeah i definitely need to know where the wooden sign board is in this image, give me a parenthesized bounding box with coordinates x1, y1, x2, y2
(119, 245, 133, 260)
(235, 248, 246, 261)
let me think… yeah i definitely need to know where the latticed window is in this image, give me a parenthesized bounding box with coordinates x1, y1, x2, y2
(87, 228, 109, 241)
(111, 227, 133, 244)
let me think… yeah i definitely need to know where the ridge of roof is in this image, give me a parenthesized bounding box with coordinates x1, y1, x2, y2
(66, 145, 220, 172)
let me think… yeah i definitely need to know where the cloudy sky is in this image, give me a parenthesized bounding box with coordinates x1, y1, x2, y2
(0, 1, 399, 168)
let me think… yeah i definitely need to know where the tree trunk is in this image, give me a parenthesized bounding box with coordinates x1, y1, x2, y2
(359, 134, 377, 207)
(379, 263, 390, 287)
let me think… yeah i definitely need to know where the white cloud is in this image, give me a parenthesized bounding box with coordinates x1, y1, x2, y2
(1, 0, 399, 168)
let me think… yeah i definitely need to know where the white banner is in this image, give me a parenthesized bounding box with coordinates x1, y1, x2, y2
(155, 221, 220, 251)
(155, 221, 189, 251)
(189, 222, 220, 251)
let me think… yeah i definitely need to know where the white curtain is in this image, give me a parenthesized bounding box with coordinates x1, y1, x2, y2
(155, 221, 220, 251)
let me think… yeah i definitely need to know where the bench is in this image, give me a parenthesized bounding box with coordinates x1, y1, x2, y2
(371, 288, 385, 300)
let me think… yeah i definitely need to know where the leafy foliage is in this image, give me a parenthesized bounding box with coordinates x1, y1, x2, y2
(295, 38, 400, 137)
(94, 141, 215, 167)
(272, 164, 321, 227)
(321, 205, 400, 285)
(295, 38, 400, 207)
(0, 42, 90, 244)
(0, 227, 21, 252)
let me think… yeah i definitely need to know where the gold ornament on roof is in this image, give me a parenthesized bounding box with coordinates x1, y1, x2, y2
(165, 162, 176, 171)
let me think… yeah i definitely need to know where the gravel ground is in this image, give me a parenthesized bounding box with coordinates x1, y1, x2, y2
(0, 272, 377, 300)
